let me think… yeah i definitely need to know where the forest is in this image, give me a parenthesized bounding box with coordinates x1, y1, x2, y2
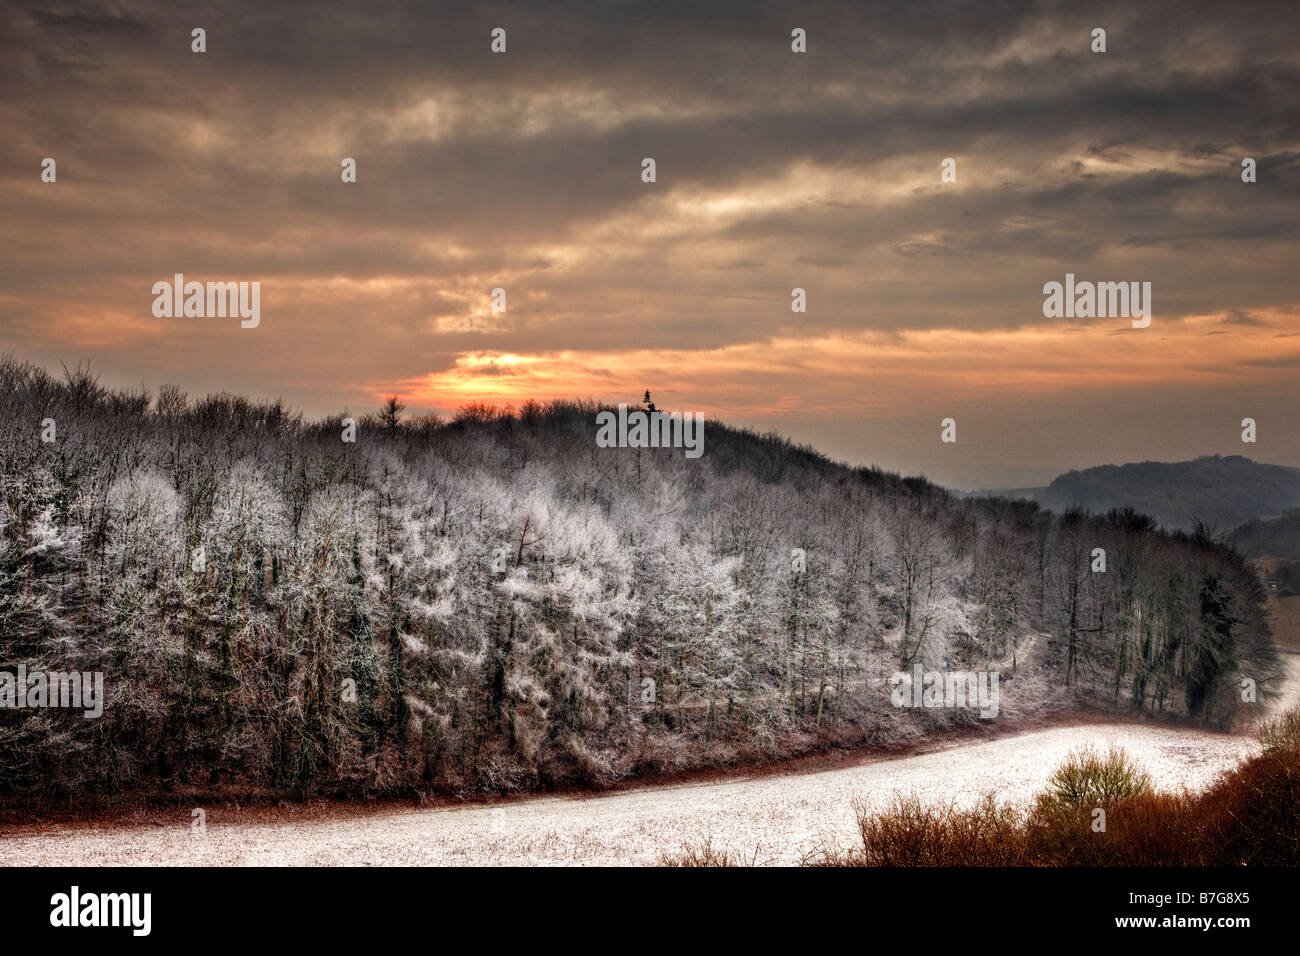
(0, 357, 1279, 805)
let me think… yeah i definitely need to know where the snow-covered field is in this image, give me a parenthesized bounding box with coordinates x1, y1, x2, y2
(2, 721, 1263, 866)
(8, 649, 1294, 866)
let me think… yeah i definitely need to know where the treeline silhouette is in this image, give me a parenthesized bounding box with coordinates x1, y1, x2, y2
(0, 358, 1278, 805)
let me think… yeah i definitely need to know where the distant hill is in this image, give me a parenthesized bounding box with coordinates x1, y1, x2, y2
(1232, 510, 1300, 595)
(1027, 456, 1300, 532)
(1233, 509, 1300, 562)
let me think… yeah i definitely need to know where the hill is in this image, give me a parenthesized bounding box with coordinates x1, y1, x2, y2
(0, 357, 1279, 806)
(1232, 509, 1300, 596)
(1033, 456, 1300, 532)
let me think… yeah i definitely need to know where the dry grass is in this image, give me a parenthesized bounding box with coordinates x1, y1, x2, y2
(656, 836, 763, 867)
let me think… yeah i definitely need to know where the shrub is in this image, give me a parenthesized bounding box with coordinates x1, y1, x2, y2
(803, 794, 1029, 867)
(1258, 709, 1300, 752)
(1041, 744, 1153, 809)
(1198, 739, 1300, 866)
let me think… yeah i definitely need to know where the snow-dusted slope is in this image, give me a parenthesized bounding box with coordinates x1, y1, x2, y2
(4, 720, 1265, 866)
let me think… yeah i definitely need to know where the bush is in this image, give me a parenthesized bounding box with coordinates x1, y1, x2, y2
(1198, 739, 1300, 866)
(1041, 745, 1153, 809)
(1258, 709, 1300, 752)
(807, 794, 1028, 866)
(1025, 789, 1201, 866)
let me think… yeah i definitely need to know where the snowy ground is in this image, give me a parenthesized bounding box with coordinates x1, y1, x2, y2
(2, 721, 1264, 866)
(8, 651, 1296, 866)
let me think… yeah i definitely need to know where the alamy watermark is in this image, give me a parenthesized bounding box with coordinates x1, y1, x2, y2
(595, 404, 704, 459)
(50, 886, 150, 936)
(0, 665, 104, 718)
(1042, 273, 1151, 328)
(152, 274, 260, 328)
(890, 664, 1000, 719)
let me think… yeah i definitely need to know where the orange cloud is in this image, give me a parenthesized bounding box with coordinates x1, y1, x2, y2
(381, 306, 1300, 418)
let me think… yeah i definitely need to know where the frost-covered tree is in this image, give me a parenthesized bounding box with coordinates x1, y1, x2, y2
(0, 357, 1279, 805)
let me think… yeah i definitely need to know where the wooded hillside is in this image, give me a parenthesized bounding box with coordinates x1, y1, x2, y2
(0, 358, 1278, 804)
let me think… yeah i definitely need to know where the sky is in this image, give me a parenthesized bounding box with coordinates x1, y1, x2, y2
(1, 0, 1298, 489)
